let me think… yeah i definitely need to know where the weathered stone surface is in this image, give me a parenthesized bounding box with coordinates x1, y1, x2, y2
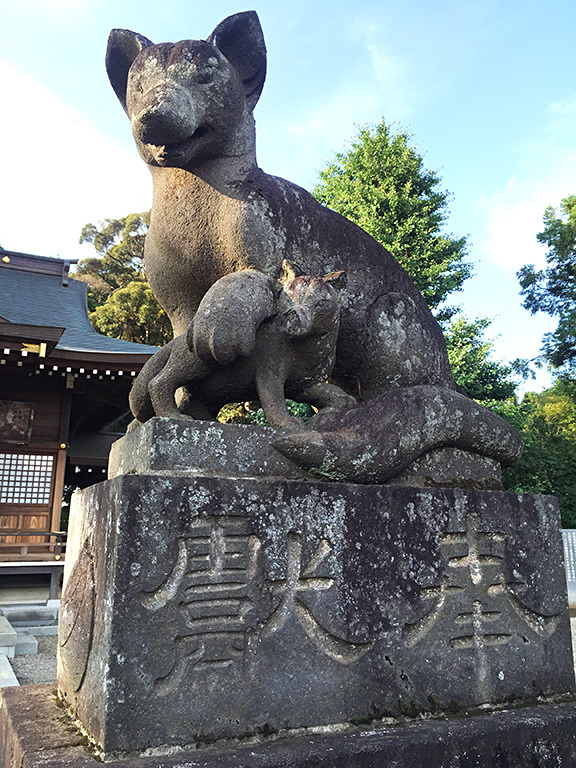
(0, 685, 88, 768)
(129, 266, 352, 429)
(108, 417, 311, 480)
(391, 447, 503, 489)
(106, 12, 522, 481)
(3, 684, 576, 768)
(111, 418, 505, 490)
(274, 385, 522, 485)
(58, 474, 574, 755)
(105, 13, 454, 396)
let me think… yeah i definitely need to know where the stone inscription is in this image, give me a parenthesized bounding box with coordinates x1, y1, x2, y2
(404, 512, 563, 649)
(141, 517, 372, 693)
(58, 540, 96, 693)
(262, 533, 373, 664)
(141, 517, 261, 694)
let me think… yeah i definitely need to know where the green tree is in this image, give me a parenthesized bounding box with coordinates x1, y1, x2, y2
(444, 317, 517, 401)
(74, 212, 172, 346)
(75, 212, 150, 311)
(518, 195, 576, 374)
(89, 281, 171, 346)
(313, 119, 471, 318)
(312, 120, 519, 399)
(487, 381, 576, 527)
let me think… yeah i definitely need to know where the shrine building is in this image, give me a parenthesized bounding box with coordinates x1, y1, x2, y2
(0, 250, 156, 576)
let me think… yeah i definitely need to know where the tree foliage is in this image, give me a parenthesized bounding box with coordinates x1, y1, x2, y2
(313, 119, 472, 318)
(311, 119, 519, 399)
(74, 212, 171, 346)
(89, 281, 172, 346)
(217, 400, 314, 425)
(444, 317, 517, 401)
(76, 213, 149, 309)
(487, 380, 576, 527)
(518, 195, 576, 374)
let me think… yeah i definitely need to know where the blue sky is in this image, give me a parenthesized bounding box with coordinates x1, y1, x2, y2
(1, 0, 575, 392)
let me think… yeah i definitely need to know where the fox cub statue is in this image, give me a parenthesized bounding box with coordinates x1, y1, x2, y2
(129, 263, 354, 429)
(107, 11, 522, 482)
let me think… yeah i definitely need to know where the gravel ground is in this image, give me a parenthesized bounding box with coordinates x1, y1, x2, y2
(10, 635, 58, 685)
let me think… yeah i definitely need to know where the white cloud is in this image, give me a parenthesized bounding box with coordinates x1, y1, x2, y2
(483, 187, 553, 272)
(548, 94, 576, 122)
(0, 61, 151, 261)
(265, 25, 409, 189)
(359, 26, 408, 119)
(482, 95, 576, 273)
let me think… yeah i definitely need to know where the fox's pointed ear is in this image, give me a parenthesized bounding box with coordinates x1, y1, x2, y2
(106, 29, 153, 111)
(322, 270, 347, 290)
(208, 11, 266, 111)
(281, 259, 306, 283)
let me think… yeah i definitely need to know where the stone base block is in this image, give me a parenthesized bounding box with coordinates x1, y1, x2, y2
(108, 417, 310, 480)
(109, 419, 503, 490)
(0, 617, 16, 659)
(1, 606, 58, 627)
(15, 631, 38, 656)
(28, 625, 58, 637)
(58, 474, 575, 756)
(0, 655, 18, 688)
(3, 685, 576, 768)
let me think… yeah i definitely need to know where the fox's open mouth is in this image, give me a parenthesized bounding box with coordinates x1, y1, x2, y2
(153, 125, 212, 159)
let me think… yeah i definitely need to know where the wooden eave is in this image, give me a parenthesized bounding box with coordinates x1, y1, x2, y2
(0, 249, 76, 281)
(48, 348, 153, 370)
(0, 321, 65, 356)
(0, 326, 152, 373)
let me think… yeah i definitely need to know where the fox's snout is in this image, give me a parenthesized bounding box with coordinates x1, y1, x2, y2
(131, 85, 196, 146)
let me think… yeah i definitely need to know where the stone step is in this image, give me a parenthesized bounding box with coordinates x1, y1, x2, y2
(0, 604, 58, 627)
(0, 654, 19, 687)
(24, 625, 58, 636)
(0, 616, 16, 659)
(15, 630, 38, 656)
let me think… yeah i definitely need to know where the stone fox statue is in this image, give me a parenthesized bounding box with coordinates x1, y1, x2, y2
(129, 265, 355, 428)
(106, 11, 522, 480)
(105, 11, 453, 400)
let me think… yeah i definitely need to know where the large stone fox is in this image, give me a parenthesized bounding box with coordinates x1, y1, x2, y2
(106, 11, 522, 481)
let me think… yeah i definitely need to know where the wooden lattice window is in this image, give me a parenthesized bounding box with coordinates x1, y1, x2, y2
(0, 453, 54, 505)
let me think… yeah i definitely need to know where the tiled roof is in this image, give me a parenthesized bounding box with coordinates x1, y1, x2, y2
(0, 251, 158, 356)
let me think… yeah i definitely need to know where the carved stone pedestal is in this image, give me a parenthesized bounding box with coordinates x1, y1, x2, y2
(2, 685, 576, 768)
(54, 423, 575, 759)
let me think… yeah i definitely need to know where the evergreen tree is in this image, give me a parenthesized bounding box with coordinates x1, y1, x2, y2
(313, 119, 471, 319)
(518, 195, 576, 374)
(444, 317, 516, 401)
(75, 213, 149, 310)
(74, 212, 171, 346)
(488, 381, 576, 527)
(89, 281, 171, 346)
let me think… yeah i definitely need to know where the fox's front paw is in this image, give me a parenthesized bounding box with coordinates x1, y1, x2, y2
(188, 271, 277, 365)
